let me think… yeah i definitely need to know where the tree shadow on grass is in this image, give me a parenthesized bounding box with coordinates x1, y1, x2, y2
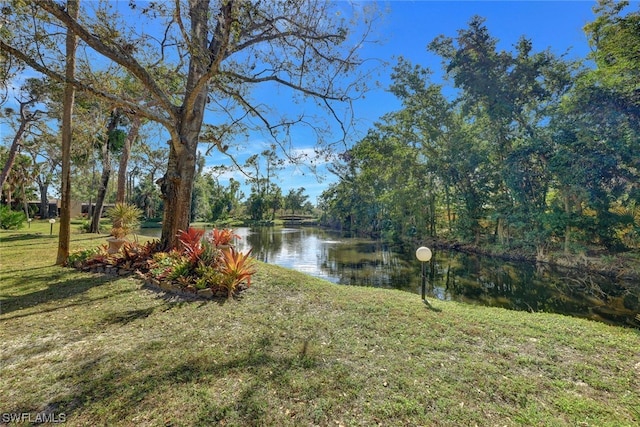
(1, 267, 69, 283)
(1, 269, 220, 319)
(0, 233, 60, 248)
(142, 282, 233, 309)
(99, 307, 156, 326)
(28, 332, 333, 425)
(0, 274, 115, 316)
(0, 232, 46, 243)
(0, 286, 139, 321)
(0, 231, 105, 247)
(0, 264, 57, 275)
(423, 299, 443, 312)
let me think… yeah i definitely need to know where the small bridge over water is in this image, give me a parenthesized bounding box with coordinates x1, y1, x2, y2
(280, 214, 314, 225)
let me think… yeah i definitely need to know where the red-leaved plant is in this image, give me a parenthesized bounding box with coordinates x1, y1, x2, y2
(219, 247, 256, 299)
(209, 228, 240, 247)
(177, 227, 205, 263)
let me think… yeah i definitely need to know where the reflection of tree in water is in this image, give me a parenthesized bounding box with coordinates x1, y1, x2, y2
(244, 227, 283, 263)
(431, 251, 639, 327)
(319, 241, 416, 289)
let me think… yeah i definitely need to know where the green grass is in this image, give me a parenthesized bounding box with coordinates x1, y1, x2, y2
(1, 221, 639, 426)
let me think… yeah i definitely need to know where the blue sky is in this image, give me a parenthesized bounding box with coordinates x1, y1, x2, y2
(209, 0, 602, 204)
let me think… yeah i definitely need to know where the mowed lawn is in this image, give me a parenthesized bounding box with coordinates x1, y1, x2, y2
(1, 222, 639, 426)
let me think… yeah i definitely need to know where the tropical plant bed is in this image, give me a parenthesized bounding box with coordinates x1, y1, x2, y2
(67, 227, 255, 300)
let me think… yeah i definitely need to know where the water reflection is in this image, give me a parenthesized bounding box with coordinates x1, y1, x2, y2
(143, 226, 640, 328)
(234, 227, 414, 288)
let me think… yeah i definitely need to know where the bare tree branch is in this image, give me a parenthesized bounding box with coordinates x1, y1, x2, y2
(0, 40, 173, 127)
(223, 70, 347, 101)
(37, 0, 178, 120)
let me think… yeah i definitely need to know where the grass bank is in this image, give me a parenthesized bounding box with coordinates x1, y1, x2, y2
(1, 221, 639, 426)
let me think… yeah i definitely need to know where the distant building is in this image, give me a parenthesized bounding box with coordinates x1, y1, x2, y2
(26, 199, 113, 218)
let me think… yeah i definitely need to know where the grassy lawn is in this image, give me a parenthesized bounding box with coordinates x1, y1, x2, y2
(1, 221, 639, 426)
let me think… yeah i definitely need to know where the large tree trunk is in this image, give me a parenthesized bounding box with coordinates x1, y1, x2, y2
(116, 115, 140, 203)
(158, 0, 230, 250)
(159, 126, 200, 249)
(56, 0, 78, 265)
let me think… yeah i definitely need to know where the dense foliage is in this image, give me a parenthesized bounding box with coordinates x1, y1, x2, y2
(105, 203, 142, 239)
(321, 6, 640, 259)
(0, 205, 26, 230)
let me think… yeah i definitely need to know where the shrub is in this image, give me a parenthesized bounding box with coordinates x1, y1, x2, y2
(67, 240, 162, 273)
(148, 251, 185, 280)
(78, 220, 107, 234)
(152, 228, 256, 298)
(119, 240, 162, 270)
(219, 247, 256, 299)
(168, 259, 194, 281)
(194, 264, 225, 290)
(0, 205, 26, 230)
(199, 239, 223, 267)
(177, 227, 205, 262)
(207, 228, 240, 247)
(67, 247, 102, 266)
(106, 203, 142, 238)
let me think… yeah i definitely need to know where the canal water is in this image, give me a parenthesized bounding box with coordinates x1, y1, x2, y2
(143, 226, 640, 328)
